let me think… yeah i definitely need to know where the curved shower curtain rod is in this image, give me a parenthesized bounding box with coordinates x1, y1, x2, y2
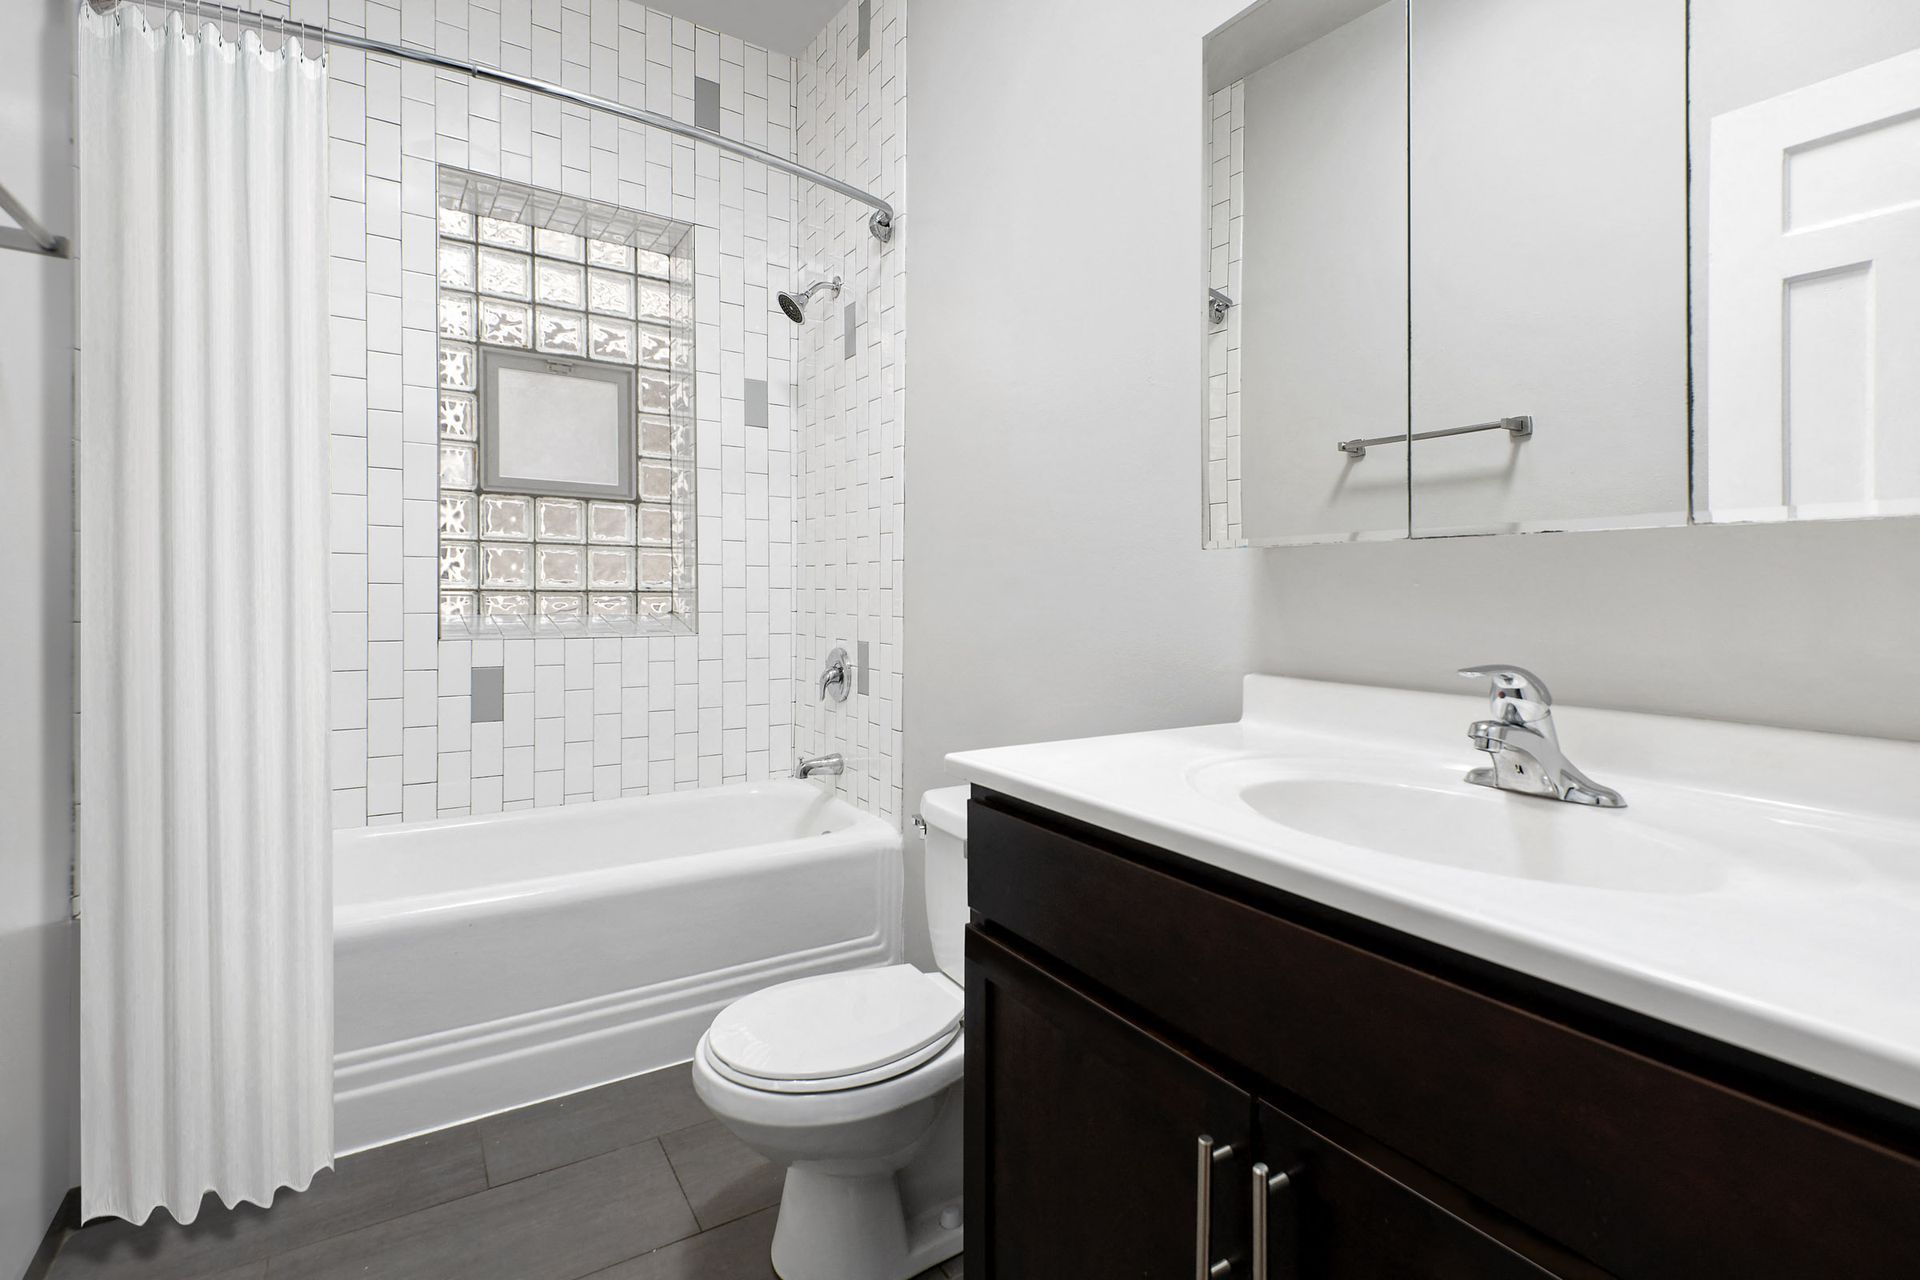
(89, 0, 897, 243)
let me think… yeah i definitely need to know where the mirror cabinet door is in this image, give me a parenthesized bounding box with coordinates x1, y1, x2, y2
(1407, 0, 1689, 537)
(1206, 0, 1410, 548)
(1692, 0, 1920, 524)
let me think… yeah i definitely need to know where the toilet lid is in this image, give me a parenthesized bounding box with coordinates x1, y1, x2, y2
(707, 965, 963, 1085)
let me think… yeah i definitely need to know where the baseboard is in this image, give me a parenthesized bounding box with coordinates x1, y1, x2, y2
(18, 1187, 79, 1280)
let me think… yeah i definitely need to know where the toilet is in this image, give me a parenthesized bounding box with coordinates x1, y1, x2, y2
(691, 786, 971, 1280)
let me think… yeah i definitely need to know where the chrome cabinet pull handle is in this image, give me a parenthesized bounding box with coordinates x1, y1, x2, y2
(1250, 1162, 1293, 1278)
(1196, 1135, 1235, 1278)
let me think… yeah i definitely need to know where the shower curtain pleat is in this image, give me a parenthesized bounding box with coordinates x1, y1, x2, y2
(77, 3, 333, 1226)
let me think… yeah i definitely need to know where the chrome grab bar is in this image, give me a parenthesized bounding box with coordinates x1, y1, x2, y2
(1337, 414, 1533, 459)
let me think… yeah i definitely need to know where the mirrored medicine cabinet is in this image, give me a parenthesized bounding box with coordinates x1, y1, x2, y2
(1203, 0, 1920, 547)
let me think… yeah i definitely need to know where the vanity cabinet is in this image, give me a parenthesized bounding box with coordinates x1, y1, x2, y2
(963, 791, 1920, 1279)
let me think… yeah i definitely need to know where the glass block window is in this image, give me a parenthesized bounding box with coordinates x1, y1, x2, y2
(434, 170, 696, 636)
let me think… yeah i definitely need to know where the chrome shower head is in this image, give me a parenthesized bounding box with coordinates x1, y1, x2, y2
(777, 276, 842, 324)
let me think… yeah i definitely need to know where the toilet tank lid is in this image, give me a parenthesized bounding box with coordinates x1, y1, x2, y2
(919, 786, 969, 840)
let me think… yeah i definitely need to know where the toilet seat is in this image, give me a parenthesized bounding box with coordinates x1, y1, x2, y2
(706, 965, 963, 1094)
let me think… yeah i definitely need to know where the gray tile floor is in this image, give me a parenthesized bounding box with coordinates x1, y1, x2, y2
(44, 1064, 964, 1280)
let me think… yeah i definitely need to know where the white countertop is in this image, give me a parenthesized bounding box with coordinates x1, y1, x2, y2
(947, 676, 1920, 1111)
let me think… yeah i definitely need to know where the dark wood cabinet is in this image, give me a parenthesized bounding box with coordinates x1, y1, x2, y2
(966, 931, 1250, 1279)
(965, 789, 1920, 1279)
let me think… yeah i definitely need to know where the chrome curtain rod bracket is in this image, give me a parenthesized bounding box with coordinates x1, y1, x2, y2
(103, 0, 899, 242)
(0, 180, 69, 258)
(1338, 414, 1534, 459)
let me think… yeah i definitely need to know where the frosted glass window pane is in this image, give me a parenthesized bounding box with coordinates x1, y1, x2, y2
(480, 591, 532, 618)
(478, 248, 532, 300)
(588, 270, 633, 318)
(637, 279, 672, 322)
(536, 261, 585, 308)
(438, 343, 477, 390)
(588, 547, 635, 589)
(637, 551, 672, 590)
(478, 217, 531, 249)
(479, 298, 532, 348)
(636, 249, 671, 279)
(588, 317, 635, 363)
(437, 207, 474, 239)
(638, 505, 672, 545)
(440, 591, 476, 623)
(588, 239, 635, 269)
(440, 442, 477, 489)
(485, 356, 635, 500)
(439, 540, 479, 588)
(535, 309, 585, 356)
(588, 593, 634, 619)
(639, 417, 672, 457)
(480, 494, 533, 540)
(537, 592, 585, 621)
(638, 373, 670, 414)
(589, 501, 634, 544)
(535, 228, 584, 260)
(439, 493, 477, 537)
(536, 546, 585, 589)
(636, 325, 670, 368)
(439, 293, 476, 340)
(482, 543, 534, 590)
(536, 497, 585, 541)
(439, 392, 477, 440)
(438, 242, 475, 289)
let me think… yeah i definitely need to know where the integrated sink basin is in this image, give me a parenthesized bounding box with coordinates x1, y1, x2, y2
(1190, 761, 1725, 894)
(947, 674, 1920, 1112)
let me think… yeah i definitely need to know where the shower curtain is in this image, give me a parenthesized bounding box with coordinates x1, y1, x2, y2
(76, 3, 332, 1224)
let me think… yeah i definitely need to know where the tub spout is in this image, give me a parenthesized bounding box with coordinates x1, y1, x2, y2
(792, 753, 845, 779)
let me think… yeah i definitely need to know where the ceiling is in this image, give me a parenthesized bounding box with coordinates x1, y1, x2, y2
(644, 0, 850, 57)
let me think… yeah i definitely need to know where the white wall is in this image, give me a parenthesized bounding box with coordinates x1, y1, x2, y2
(0, 0, 79, 1269)
(905, 0, 1920, 881)
(906, 0, 1267, 802)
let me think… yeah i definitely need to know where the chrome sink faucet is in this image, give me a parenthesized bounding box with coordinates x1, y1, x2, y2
(1458, 665, 1626, 808)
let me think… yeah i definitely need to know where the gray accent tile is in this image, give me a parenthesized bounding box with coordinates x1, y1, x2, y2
(844, 301, 859, 360)
(479, 1065, 711, 1187)
(583, 1207, 777, 1280)
(267, 1141, 695, 1280)
(857, 0, 871, 56)
(660, 1121, 783, 1231)
(49, 1126, 486, 1280)
(694, 77, 720, 132)
(743, 379, 768, 430)
(470, 665, 504, 722)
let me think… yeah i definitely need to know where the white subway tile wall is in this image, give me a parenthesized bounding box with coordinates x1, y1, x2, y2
(1206, 80, 1245, 549)
(793, 0, 908, 824)
(319, 0, 800, 824)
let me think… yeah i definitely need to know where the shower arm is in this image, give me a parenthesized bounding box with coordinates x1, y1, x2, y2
(93, 0, 898, 244)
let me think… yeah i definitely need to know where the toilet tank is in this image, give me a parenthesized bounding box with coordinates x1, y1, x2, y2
(920, 786, 971, 983)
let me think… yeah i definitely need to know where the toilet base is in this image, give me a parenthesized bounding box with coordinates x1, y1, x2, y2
(766, 1086, 964, 1280)
(770, 1169, 962, 1280)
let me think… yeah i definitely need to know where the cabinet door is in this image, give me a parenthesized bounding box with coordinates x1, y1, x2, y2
(966, 928, 1252, 1280)
(1250, 1100, 1585, 1280)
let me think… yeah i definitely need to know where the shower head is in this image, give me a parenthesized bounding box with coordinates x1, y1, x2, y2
(777, 276, 842, 324)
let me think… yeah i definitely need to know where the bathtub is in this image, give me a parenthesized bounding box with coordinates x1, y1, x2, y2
(332, 778, 903, 1154)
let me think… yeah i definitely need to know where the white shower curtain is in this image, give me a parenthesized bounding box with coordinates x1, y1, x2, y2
(76, 3, 333, 1225)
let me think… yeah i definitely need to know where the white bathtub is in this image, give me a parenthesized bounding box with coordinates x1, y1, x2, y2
(331, 778, 903, 1154)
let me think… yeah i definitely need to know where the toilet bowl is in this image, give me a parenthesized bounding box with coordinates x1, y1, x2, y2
(691, 786, 971, 1280)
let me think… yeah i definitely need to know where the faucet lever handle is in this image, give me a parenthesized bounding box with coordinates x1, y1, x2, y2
(1457, 664, 1554, 723)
